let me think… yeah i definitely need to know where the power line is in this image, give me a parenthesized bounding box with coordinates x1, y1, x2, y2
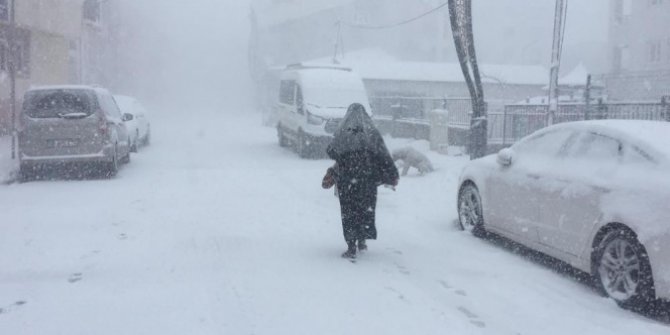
(346, 1, 449, 30)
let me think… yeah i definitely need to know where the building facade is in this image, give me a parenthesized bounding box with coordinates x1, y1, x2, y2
(606, 0, 670, 100)
(0, 0, 114, 134)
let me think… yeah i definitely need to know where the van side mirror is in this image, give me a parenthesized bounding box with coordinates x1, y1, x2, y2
(122, 113, 134, 122)
(497, 148, 514, 166)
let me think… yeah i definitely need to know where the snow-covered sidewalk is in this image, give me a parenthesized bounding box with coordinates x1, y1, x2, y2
(0, 136, 18, 183)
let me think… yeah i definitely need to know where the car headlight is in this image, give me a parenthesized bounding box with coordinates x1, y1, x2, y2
(306, 111, 326, 126)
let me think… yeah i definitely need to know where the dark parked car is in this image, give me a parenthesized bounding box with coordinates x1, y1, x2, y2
(19, 85, 133, 177)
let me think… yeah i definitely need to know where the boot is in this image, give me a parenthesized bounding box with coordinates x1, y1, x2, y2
(341, 240, 357, 259)
(357, 239, 367, 252)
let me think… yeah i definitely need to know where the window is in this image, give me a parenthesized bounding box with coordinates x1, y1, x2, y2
(0, 42, 6, 72)
(296, 85, 304, 114)
(279, 80, 295, 105)
(569, 132, 623, 162)
(68, 40, 80, 83)
(23, 90, 93, 119)
(0, 0, 8, 22)
(14, 30, 31, 77)
(648, 40, 662, 63)
(625, 145, 656, 165)
(514, 129, 576, 157)
(99, 92, 122, 119)
(615, 0, 633, 23)
(83, 0, 101, 24)
(0, 27, 30, 77)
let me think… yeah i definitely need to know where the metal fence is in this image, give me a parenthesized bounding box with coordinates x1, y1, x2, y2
(497, 100, 670, 145)
(370, 95, 670, 151)
(370, 96, 512, 145)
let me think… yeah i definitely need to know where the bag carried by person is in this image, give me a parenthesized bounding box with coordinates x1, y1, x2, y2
(322, 166, 336, 189)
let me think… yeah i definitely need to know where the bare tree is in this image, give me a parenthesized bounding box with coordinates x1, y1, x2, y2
(448, 0, 487, 159)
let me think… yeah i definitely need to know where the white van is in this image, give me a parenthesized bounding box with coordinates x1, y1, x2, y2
(276, 64, 372, 158)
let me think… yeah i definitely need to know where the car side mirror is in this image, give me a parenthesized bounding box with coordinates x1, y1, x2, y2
(122, 113, 134, 122)
(497, 148, 514, 167)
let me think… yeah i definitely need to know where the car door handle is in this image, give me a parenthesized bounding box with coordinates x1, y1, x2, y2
(527, 174, 540, 180)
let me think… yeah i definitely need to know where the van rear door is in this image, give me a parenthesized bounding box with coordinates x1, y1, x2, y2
(278, 79, 299, 134)
(20, 89, 104, 157)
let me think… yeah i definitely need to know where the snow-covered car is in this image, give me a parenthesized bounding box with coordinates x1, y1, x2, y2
(457, 120, 670, 308)
(113, 95, 151, 152)
(276, 64, 372, 158)
(19, 85, 133, 177)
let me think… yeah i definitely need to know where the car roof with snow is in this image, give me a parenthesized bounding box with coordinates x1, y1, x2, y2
(526, 120, 670, 163)
(283, 66, 364, 88)
(27, 85, 111, 95)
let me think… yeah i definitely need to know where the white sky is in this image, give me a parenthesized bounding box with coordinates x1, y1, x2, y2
(115, 0, 609, 110)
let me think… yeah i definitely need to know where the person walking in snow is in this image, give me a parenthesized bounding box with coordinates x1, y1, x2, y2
(325, 103, 399, 259)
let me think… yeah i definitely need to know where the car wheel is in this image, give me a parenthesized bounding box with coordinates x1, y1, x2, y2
(105, 146, 119, 177)
(593, 229, 655, 309)
(122, 151, 131, 164)
(131, 130, 139, 152)
(458, 183, 486, 237)
(143, 128, 151, 146)
(296, 130, 310, 158)
(277, 124, 289, 148)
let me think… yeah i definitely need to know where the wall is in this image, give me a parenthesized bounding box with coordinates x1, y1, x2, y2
(0, 0, 85, 134)
(17, 0, 83, 39)
(610, 0, 670, 72)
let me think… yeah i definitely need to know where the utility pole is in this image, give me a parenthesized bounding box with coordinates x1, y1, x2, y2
(448, 0, 487, 159)
(332, 20, 343, 64)
(9, 0, 16, 160)
(547, 0, 568, 126)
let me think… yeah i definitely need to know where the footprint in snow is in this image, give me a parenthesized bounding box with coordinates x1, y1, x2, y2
(457, 306, 486, 328)
(68, 273, 83, 283)
(384, 287, 409, 303)
(386, 247, 403, 255)
(394, 262, 410, 275)
(437, 280, 468, 296)
(438, 280, 452, 290)
(0, 301, 27, 316)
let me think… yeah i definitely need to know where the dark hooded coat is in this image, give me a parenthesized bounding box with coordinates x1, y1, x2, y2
(326, 103, 399, 242)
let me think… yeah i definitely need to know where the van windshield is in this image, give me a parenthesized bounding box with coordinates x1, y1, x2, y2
(303, 87, 369, 110)
(299, 70, 369, 110)
(23, 90, 93, 119)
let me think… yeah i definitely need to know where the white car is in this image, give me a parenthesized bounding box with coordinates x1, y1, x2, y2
(114, 95, 151, 152)
(457, 120, 670, 308)
(276, 64, 372, 158)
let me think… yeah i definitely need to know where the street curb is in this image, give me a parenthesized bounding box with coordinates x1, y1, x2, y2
(1, 170, 19, 185)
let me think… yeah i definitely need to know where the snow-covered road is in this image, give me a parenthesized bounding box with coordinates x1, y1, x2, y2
(0, 111, 667, 334)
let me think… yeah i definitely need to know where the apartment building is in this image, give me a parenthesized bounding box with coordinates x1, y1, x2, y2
(0, 0, 114, 133)
(605, 0, 670, 100)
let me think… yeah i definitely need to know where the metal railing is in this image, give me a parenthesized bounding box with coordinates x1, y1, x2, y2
(369, 95, 670, 150)
(497, 99, 670, 145)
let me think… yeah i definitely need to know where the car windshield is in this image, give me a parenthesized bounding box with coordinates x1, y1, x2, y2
(23, 90, 93, 119)
(113, 96, 135, 114)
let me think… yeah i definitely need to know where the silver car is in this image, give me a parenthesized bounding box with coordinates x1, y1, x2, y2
(19, 86, 133, 177)
(114, 95, 151, 152)
(457, 120, 670, 308)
